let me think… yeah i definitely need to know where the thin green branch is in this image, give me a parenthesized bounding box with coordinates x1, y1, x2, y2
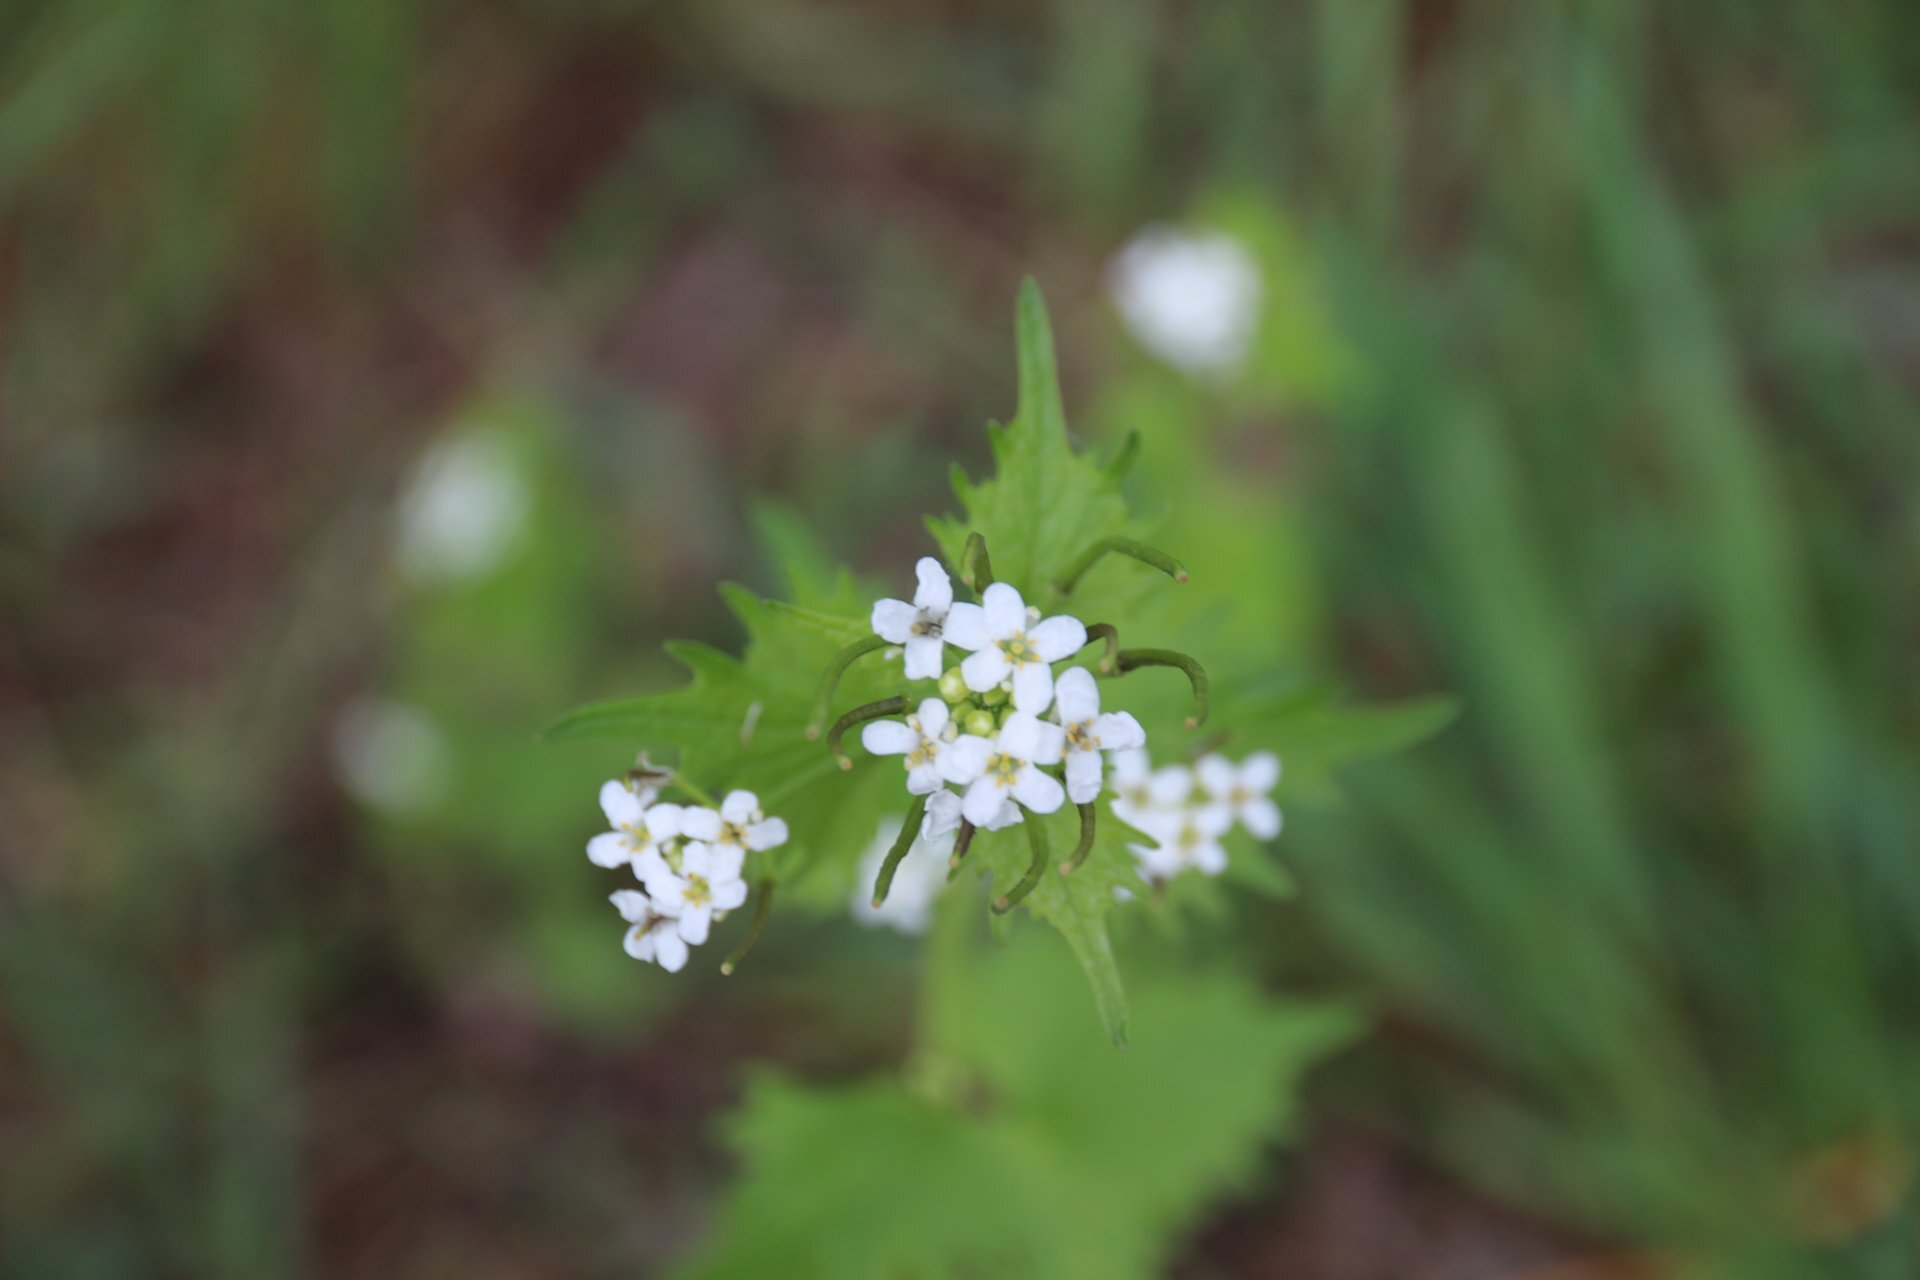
(827, 696, 907, 769)
(806, 634, 888, 738)
(1081, 623, 1120, 675)
(719, 879, 775, 975)
(1055, 536, 1187, 595)
(993, 815, 1050, 914)
(872, 795, 929, 907)
(668, 773, 719, 808)
(1060, 803, 1097, 875)
(1115, 647, 1211, 728)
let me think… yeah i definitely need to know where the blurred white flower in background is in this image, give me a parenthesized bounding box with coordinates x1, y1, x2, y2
(1106, 226, 1263, 378)
(849, 816, 954, 936)
(332, 696, 451, 813)
(396, 433, 530, 583)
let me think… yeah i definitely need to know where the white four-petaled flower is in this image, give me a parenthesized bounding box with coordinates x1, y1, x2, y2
(681, 789, 789, 854)
(1196, 751, 1282, 839)
(960, 711, 1065, 829)
(1130, 804, 1232, 881)
(610, 888, 690, 972)
(587, 779, 686, 870)
(870, 557, 957, 681)
(859, 698, 990, 795)
(1053, 668, 1146, 804)
(943, 582, 1087, 714)
(638, 839, 749, 947)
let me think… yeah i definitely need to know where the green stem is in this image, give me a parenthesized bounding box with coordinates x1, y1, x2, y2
(945, 820, 978, 876)
(872, 795, 929, 907)
(962, 532, 995, 592)
(669, 773, 719, 808)
(827, 696, 907, 769)
(1060, 803, 1097, 875)
(806, 634, 888, 738)
(719, 880, 775, 975)
(1081, 623, 1120, 675)
(1115, 647, 1211, 728)
(993, 816, 1050, 913)
(1055, 536, 1187, 595)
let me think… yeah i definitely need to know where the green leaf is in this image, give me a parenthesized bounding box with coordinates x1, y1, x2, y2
(680, 933, 1360, 1280)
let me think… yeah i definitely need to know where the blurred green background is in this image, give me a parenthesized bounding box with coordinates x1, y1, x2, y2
(4, 1, 1919, 1276)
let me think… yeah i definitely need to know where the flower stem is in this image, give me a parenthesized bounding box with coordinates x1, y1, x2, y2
(1115, 647, 1211, 728)
(1081, 622, 1120, 675)
(719, 879, 775, 975)
(1055, 536, 1187, 595)
(806, 634, 888, 738)
(827, 695, 906, 769)
(872, 795, 928, 907)
(993, 815, 1050, 913)
(962, 532, 995, 592)
(1060, 803, 1097, 875)
(669, 773, 720, 808)
(945, 820, 978, 876)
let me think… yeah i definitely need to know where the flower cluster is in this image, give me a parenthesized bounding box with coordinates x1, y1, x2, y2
(863, 559, 1146, 834)
(1110, 748, 1280, 884)
(588, 779, 788, 972)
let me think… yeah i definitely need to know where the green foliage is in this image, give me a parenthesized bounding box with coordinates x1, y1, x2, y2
(680, 928, 1358, 1280)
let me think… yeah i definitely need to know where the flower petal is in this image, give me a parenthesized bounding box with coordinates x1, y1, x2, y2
(1092, 711, 1146, 751)
(913, 557, 953, 614)
(1192, 841, 1228, 877)
(652, 928, 689, 972)
(623, 924, 655, 961)
(961, 647, 1011, 693)
(680, 808, 722, 841)
(871, 597, 917, 643)
(981, 582, 1027, 638)
(980, 798, 1025, 831)
(1241, 751, 1282, 793)
(1027, 720, 1067, 767)
(962, 776, 1004, 827)
(720, 790, 759, 824)
(632, 847, 670, 885)
(1194, 753, 1236, 800)
(915, 698, 949, 736)
(706, 843, 745, 883)
(938, 734, 991, 784)
(922, 789, 963, 838)
(609, 888, 650, 922)
(646, 871, 688, 913)
(903, 635, 945, 681)
(587, 832, 633, 868)
(1053, 667, 1100, 724)
(676, 903, 713, 946)
(711, 878, 749, 912)
(599, 780, 645, 828)
(643, 802, 685, 840)
(942, 602, 988, 650)
(1240, 798, 1283, 841)
(861, 719, 919, 756)
(1109, 747, 1151, 785)
(1010, 661, 1055, 715)
(997, 712, 1044, 761)
(1027, 615, 1088, 663)
(1147, 765, 1194, 807)
(1011, 764, 1065, 814)
(680, 841, 713, 877)
(1065, 749, 1104, 804)
(745, 817, 788, 851)
(907, 761, 943, 795)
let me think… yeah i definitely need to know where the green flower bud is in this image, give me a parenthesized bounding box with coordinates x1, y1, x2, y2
(981, 683, 1011, 708)
(938, 667, 969, 703)
(963, 708, 998, 738)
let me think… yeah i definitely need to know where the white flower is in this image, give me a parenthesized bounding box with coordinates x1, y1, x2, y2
(1195, 752, 1283, 839)
(1110, 750, 1195, 836)
(1106, 226, 1262, 378)
(611, 888, 689, 973)
(871, 557, 956, 681)
(943, 583, 1088, 714)
(922, 788, 964, 840)
(1129, 805, 1232, 881)
(681, 789, 789, 854)
(1052, 668, 1146, 804)
(586, 779, 686, 870)
(849, 817, 954, 935)
(638, 839, 749, 947)
(859, 697, 991, 796)
(959, 711, 1065, 827)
